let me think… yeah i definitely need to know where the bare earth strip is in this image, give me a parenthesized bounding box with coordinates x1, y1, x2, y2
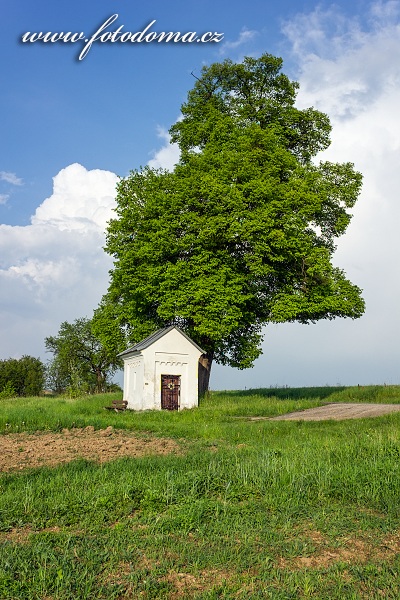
(0, 426, 181, 472)
(268, 403, 400, 421)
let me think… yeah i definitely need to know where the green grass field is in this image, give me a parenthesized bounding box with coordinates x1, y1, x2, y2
(1, 386, 400, 599)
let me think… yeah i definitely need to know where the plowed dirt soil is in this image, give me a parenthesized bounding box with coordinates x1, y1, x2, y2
(0, 426, 181, 472)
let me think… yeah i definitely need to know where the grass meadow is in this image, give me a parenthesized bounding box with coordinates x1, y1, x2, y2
(1, 386, 400, 599)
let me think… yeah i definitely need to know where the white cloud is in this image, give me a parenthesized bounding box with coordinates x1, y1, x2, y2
(0, 194, 8, 205)
(0, 171, 23, 186)
(370, 0, 400, 22)
(147, 127, 180, 171)
(284, 2, 400, 119)
(0, 163, 118, 360)
(215, 2, 400, 388)
(0, 128, 179, 363)
(219, 27, 258, 55)
(32, 163, 118, 232)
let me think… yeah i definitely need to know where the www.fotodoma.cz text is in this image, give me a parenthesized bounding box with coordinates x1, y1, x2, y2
(21, 14, 225, 60)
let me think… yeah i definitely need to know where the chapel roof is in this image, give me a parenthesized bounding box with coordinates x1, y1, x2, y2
(118, 325, 205, 357)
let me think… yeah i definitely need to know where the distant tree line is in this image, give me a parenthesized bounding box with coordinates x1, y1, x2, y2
(0, 318, 121, 399)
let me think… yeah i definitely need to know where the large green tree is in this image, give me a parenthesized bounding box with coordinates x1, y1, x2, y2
(45, 318, 121, 394)
(96, 54, 365, 391)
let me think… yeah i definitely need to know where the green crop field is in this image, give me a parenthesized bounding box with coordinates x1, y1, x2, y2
(1, 386, 400, 599)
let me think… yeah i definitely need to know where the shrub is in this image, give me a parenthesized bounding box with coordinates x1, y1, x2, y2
(0, 381, 17, 400)
(0, 356, 45, 397)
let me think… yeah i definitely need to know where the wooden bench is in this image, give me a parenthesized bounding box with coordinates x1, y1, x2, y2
(104, 399, 128, 412)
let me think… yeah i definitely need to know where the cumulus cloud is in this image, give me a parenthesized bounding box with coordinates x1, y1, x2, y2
(0, 163, 118, 360)
(218, 1, 400, 388)
(0, 129, 184, 363)
(286, 1, 400, 290)
(284, 2, 400, 119)
(0, 131, 179, 363)
(32, 163, 118, 232)
(0, 171, 23, 185)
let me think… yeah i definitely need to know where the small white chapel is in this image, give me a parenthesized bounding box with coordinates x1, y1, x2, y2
(119, 325, 205, 411)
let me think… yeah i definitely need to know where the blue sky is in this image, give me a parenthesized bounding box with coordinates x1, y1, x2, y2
(1, 0, 399, 389)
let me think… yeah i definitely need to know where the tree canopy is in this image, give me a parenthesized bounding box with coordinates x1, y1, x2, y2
(95, 53, 365, 389)
(45, 318, 121, 394)
(0, 356, 45, 397)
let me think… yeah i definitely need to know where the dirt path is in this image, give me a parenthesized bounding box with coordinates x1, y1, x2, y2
(0, 426, 181, 472)
(268, 403, 400, 421)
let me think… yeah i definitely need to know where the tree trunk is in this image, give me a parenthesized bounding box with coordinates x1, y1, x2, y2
(198, 352, 214, 400)
(95, 367, 104, 393)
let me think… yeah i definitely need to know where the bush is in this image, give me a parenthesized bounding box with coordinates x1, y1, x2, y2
(0, 356, 45, 397)
(0, 381, 17, 400)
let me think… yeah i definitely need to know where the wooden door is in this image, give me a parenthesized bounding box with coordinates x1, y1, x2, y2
(161, 374, 180, 410)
